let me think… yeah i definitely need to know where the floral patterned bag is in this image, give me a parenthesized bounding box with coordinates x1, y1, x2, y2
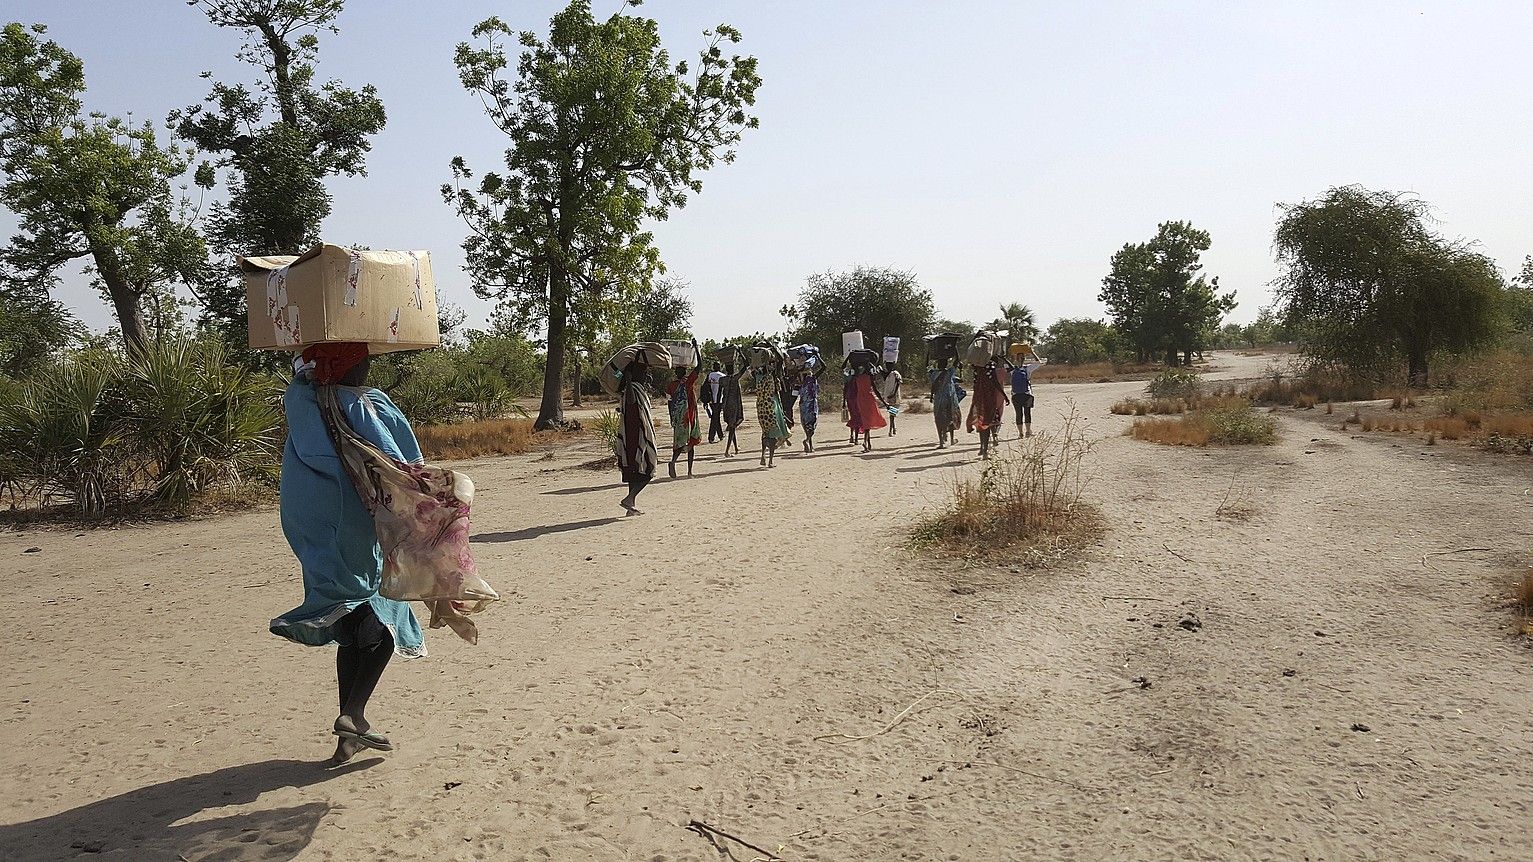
(317, 385, 499, 644)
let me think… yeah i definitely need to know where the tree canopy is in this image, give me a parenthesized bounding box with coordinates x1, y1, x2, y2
(1099, 220, 1235, 365)
(0, 22, 210, 354)
(987, 302, 1039, 344)
(784, 266, 935, 369)
(1039, 317, 1120, 365)
(444, 0, 760, 429)
(172, 0, 386, 349)
(1272, 185, 1501, 385)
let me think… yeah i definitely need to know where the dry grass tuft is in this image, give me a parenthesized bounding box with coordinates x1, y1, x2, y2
(417, 418, 541, 460)
(912, 404, 1101, 566)
(1033, 361, 1168, 383)
(1128, 397, 1276, 447)
(1130, 415, 1211, 446)
(1512, 570, 1533, 637)
(903, 398, 932, 414)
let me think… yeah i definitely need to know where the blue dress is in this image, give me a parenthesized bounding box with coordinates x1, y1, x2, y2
(270, 380, 427, 658)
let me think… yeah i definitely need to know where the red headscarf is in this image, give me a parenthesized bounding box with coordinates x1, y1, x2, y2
(301, 342, 369, 385)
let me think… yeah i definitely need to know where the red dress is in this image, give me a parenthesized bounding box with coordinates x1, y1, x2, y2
(846, 371, 887, 433)
(966, 364, 1008, 432)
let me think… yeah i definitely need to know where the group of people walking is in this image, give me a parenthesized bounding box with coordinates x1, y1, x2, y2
(610, 335, 1045, 513)
(266, 332, 1042, 765)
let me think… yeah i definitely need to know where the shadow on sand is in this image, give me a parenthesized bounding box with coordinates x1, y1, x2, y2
(0, 757, 379, 862)
(472, 517, 622, 543)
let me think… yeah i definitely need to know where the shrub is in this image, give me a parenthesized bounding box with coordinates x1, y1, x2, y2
(1145, 367, 1202, 400)
(1205, 400, 1277, 444)
(1245, 359, 1386, 406)
(902, 398, 931, 414)
(593, 409, 621, 449)
(1129, 398, 1274, 446)
(0, 352, 134, 513)
(416, 418, 537, 460)
(376, 350, 463, 425)
(121, 339, 282, 508)
(911, 404, 1100, 565)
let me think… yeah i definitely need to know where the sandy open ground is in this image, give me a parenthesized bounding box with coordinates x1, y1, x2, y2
(3, 351, 1530, 861)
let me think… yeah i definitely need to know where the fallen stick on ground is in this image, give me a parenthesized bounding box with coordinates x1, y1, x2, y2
(812, 689, 962, 744)
(1421, 547, 1493, 570)
(1162, 542, 1193, 563)
(686, 820, 782, 861)
(1101, 595, 1161, 601)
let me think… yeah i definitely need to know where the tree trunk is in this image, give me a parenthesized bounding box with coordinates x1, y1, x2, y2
(91, 244, 149, 355)
(571, 349, 583, 408)
(1407, 349, 1429, 389)
(535, 270, 569, 430)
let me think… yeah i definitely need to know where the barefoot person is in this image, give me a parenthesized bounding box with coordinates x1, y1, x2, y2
(719, 350, 748, 457)
(614, 352, 661, 515)
(703, 361, 725, 443)
(844, 348, 888, 452)
(966, 352, 1010, 459)
(271, 343, 425, 766)
(665, 339, 703, 478)
(752, 345, 792, 467)
(882, 362, 903, 437)
(792, 347, 827, 453)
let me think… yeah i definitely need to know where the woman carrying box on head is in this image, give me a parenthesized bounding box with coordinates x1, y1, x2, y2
(752, 344, 793, 467)
(843, 348, 889, 452)
(718, 348, 748, 457)
(271, 342, 426, 766)
(665, 339, 703, 478)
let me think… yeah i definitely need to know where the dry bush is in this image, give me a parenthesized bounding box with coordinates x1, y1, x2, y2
(1245, 360, 1386, 407)
(903, 398, 931, 414)
(1423, 416, 1469, 440)
(1130, 414, 1210, 446)
(1511, 570, 1533, 637)
(1033, 361, 1165, 383)
(1129, 398, 1275, 447)
(1215, 474, 1259, 522)
(912, 404, 1100, 566)
(1438, 350, 1533, 415)
(417, 418, 537, 460)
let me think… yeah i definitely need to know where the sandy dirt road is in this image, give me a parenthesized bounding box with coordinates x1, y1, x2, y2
(2, 351, 1530, 861)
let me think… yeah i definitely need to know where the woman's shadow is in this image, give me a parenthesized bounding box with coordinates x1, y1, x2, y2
(0, 757, 379, 861)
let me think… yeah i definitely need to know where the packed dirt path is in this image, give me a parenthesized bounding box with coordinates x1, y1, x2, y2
(3, 352, 1530, 861)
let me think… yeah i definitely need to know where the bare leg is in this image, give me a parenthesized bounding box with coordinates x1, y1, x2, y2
(760, 436, 768, 466)
(669, 447, 680, 478)
(686, 445, 695, 476)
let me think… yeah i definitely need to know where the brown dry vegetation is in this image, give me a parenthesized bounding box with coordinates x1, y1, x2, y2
(1110, 386, 1242, 416)
(1033, 361, 1170, 384)
(417, 418, 544, 460)
(902, 398, 932, 414)
(1128, 398, 1277, 447)
(912, 408, 1100, 567)
(1510, 569, 1533, 637)
(1244, 362, 1386, 407)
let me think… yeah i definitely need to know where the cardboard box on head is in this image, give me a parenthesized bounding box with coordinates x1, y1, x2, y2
(242, 244, 440, 353)
(882, 336, 900, 364)
(660, 340, 697, 368)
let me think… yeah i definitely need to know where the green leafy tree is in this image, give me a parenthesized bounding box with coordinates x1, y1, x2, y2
(444, 1, 760, 429)
(1099, 221, 1235, 365)
(1273, 186, 1501, 386)
(1504, 255, 1533, 339)
(171, 0, 386, 347)
(783, 266, 935, 370)
(1038, 317, 1121, 365)
(0, 23, 213, 355)
(0, 276, 76, 376)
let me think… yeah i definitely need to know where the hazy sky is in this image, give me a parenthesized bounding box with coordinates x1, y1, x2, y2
(6, 1, 1532, 340)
